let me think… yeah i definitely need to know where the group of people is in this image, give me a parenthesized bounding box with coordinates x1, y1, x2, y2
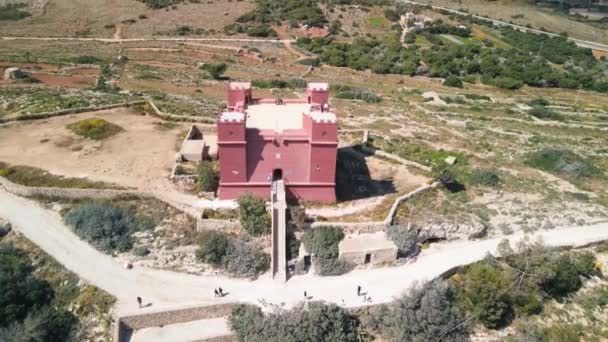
(214, 287, 225, 297)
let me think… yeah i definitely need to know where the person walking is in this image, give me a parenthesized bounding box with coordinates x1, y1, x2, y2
(214, 289, 219, 297)
(304, 291, 307, 299)
(219, 287, 224, 297)
(357, 285, 362, 296)
(137, 297, 142, 309)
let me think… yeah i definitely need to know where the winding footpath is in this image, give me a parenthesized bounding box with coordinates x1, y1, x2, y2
(2, 188, 608, 338)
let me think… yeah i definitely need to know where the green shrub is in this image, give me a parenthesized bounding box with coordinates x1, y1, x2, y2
(454, 262, 512, 329)
(70, 55, 104, 65)
(382, 280, 470, 341)
(196, 230, 230, 266)
(543, 255, 584, 298)
(287, 231, 301, 260)
(528, 106, 563, 121)
(0, 243, 80, 341)
(302, 226, 343, 259)
(0, 4, 31, 20)
(335, 88, 382, 103)
(386, 225, 419, 258)
(222, 238, 269, 278)
(443, 75, 463, 88)
(143, 0, 173, 9)
(528, 97, 550, 106)
(196, 161, 218, 192)
(469, 168, 501, 187)
(66, 118, 123, 140)
(246, 24, 277, 37)
(199, 63, 228, 80)
(315, 257, 354, 275)
(288, 206, 307, 229)
(229, 302, 359, 342)
(237, 193, 270, 236)
(525, 148, 602, 179)
(63, 202, 152, 253)
(133, 246, 150, 257)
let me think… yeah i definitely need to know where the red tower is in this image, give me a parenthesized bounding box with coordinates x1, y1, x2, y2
(217, 81, 337, 203)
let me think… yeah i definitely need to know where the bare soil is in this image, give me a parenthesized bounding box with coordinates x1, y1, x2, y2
(0, 107, 187, 192)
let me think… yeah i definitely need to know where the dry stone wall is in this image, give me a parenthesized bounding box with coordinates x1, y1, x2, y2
(0, 101, 146, 124)
(114, 303, 235, 342)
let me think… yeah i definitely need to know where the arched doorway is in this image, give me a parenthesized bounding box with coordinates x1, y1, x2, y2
(273, 169, 283, 181)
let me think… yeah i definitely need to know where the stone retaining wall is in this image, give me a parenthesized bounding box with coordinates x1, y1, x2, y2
(114, 303, 235, 342)
(0, 176, 147, 200)
(0, 101, 146, 124)
(146, 100, 216, 124)
(309, 221, 386, 234)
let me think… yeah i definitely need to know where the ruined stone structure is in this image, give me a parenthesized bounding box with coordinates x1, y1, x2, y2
(216, 81, 338, 203)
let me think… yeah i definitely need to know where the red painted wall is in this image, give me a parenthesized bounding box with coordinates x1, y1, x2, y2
(218, 83, 337, 203)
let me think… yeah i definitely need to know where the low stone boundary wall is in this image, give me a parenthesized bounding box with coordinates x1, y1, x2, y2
(0, 176, 147, 200)
(146, 99, 216, 124)
(310, 220, 386, 234)
(114, 303, 235, 342)
(0, 101, 146, 124)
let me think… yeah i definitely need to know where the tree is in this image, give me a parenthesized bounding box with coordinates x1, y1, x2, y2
(386, 225, 419, 258)
(63, 202, 140, 253)
(229, 302, 359, 342)
(196, 230, 230, 266)
(237, 193, 270, 236)
(0, 243, 54, 327)
(222, 238, 269, 278)
(301, 226, 343, 259)
(196, 161, 218, 192)
(383, 280, 471, 342)
(200, 63, 228, 80)
(443, 75, 464, 88)
(0, 243, 79, 341)
(454, 262, 512, 329)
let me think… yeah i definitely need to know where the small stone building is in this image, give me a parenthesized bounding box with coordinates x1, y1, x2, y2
(178, 125, 217, 162)
(338, 231, 398, 265)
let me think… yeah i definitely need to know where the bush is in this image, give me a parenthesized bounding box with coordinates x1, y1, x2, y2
(133, 246, 150, 257)
(196, 161, 218, 192)
(528, 97, 550, 106)
(302, 226, 343, 259)
(222, 238, 269, 278)
(386, 225, 419, 258)
(288, 206, 306, 229)
(315, 257, 354, 276)
(0, 4, 31, 21)
(382, 280, 471, 341)
(199, 63, 228, 80)
(0, 243, 80, 341)
(443, 75, 463, 88)
(454, 262, 512, 329)
(196, 230, 230, 266)
(66, 118, 123, 140)
(528, 106, 563, 121)
(237, 193, 270, 236)
(63, 202, 151, 253)
(143, 0, 173, 9)
(526, 148, 602, 179)
(229, 302, 359, 342)
(334, 88, 382, 103)
(469, 168, 501, 187)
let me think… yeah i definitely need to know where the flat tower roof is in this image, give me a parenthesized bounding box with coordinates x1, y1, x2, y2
(245, 103, 311, 131)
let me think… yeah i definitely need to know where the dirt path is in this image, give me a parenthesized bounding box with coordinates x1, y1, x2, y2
(3, 187, 608, 318)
